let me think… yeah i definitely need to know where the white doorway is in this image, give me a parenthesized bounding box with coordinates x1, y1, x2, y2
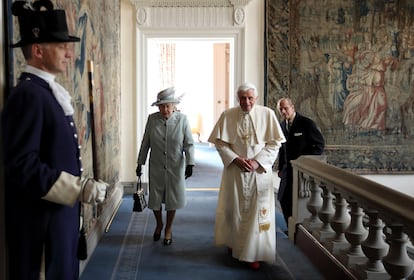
(146, 38, 234, 142)
(119, 0, 262, 182)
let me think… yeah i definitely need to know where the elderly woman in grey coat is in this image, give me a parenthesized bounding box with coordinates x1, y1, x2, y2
(136, 87, 195, 245)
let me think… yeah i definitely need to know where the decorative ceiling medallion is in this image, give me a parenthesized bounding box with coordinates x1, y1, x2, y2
(234, 7, 245, 25)
(136, 7, 147, 25)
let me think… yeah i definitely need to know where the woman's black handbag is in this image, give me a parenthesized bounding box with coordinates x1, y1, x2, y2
(133, 176, 147, 212)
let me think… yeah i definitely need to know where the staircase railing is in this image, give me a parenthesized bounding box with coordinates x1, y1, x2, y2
(289, 155, 414, 280)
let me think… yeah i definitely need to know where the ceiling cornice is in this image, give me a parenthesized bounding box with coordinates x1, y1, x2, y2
(132, 0, 252, 7)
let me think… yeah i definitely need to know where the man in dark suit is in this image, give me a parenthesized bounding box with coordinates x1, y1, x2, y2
(2, 1, 107, 279)
(276, 97, 325, 227)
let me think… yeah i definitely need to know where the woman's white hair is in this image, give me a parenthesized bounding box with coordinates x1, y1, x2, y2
(237, 82, 258, 97)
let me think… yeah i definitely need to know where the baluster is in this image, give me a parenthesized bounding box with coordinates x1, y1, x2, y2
(327, 191, 350, 255)
(314, 185, 335, 244)
(382, 224, 414, 280)
(303, 177, 323, 231)
(292, 173, 314, 237)
(342, 200, 368, 269)
(357, 210, 389, 280)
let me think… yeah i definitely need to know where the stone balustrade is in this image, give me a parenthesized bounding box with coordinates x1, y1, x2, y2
(289, 156, 414, 280)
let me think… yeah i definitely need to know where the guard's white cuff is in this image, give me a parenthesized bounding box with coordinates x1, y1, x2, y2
(42, 171, 81, 207)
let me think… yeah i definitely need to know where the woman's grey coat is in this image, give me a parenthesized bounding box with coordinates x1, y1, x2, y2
(137, 111, 195, 210)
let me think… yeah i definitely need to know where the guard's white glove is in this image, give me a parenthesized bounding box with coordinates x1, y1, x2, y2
(81, 178, 109, 203)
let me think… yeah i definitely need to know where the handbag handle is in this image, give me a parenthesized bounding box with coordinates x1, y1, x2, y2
(136, 175, 142, 192)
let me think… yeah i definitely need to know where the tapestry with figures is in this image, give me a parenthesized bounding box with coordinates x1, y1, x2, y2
(266, 0, 414, 173)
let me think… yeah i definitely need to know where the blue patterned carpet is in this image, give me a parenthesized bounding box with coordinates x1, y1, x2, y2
(80, 143, 324, 280)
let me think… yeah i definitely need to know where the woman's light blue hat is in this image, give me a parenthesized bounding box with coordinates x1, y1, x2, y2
(152, 87, 183, 106)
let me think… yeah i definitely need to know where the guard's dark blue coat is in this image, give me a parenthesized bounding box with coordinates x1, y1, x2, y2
(2, 73, 82, 279)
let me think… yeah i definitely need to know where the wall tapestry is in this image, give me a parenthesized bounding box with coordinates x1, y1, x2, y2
(266, 0, 414, 173)
(10, 0, 121, 182)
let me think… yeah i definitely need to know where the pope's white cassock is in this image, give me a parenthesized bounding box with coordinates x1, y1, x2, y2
(208, 104, 286, 263)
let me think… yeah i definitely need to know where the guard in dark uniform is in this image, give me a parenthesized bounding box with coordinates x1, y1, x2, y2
(2, 1, 107, 279)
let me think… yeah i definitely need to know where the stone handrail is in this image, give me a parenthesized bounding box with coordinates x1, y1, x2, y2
(289, 155, 414, 279)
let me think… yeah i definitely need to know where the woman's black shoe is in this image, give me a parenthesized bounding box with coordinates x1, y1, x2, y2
(153, 225, 163, 241)
(153, 233, 161, 241)
(163, 236, 172, 245)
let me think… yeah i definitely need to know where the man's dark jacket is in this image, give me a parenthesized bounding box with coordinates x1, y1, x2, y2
(277, 112, 325, 222)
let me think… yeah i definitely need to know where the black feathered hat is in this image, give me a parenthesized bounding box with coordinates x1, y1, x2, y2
(11, 0, 80, 48)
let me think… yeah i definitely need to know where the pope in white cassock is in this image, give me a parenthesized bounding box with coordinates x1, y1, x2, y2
(208, 82, 286, 270)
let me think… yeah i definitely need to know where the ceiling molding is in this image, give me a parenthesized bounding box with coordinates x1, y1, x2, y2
(131, 0, 251, 27)
(132, 0, 252, 7)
